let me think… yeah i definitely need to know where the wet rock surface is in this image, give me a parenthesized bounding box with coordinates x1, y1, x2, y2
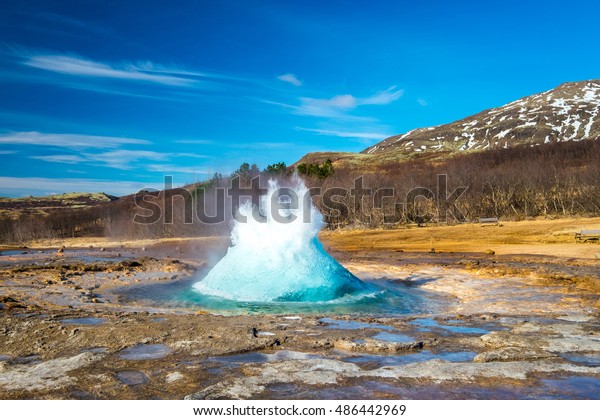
(1, 238, 599, 399)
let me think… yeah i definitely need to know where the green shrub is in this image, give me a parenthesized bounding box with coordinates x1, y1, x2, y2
(297, 159, 334, 178)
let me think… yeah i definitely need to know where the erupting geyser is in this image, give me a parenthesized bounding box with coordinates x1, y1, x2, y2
(193, 178, 377, 303)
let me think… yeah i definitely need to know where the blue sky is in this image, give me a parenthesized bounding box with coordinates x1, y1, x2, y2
(0, 0, 599, 196)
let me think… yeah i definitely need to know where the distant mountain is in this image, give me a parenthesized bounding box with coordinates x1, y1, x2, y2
(0, 192, 117, 216)
(363, 79, 600, 156)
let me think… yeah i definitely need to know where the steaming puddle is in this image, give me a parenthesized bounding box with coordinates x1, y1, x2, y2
(319, 318, 396, 331)
(409, 318, 490, 335)
(201, 351, 322, 377)
(117, 371, 149, 386)
(82, 347, 108, 354)
(0, 248, 129, 266)
(560, 353, 600, 367)
(60, 317, 106, 325)
(539, 376, 600, 398)
(4, 354, 42, 365)
(77, 255, 129, 263)
(338, 350, 477, 368)
(371, 332, 415, 343)
(207, 350, 321, 365)
(13, 313, 38, 319)
(118, 344, 172, 360)
(0, 250, 28, 256)
(150, 317, 168, 323)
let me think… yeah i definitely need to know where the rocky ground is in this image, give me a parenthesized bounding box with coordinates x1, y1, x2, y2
(1, 221, 600, 399)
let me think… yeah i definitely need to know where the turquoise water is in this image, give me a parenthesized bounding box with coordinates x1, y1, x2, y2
(119, 274, 437, 316)
(177, 284, 428, 315)
(194, 237, 378, 303)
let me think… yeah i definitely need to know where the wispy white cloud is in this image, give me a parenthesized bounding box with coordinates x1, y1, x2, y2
(2, 131, 208, 170)
(32, 149, 207, 170)
(255, 99, 299, 111)
(146, 164, 212, 174)
(9, 48, 257, 99)
(297, 94, 357, 117)
(360, 86, 404, 105)
(262, 96, 371, 121)
(81, 150, 168, 170)
(0, 150, 17, 155)
(86, 150, 206, 170)
(127, 61, 209, 78)
(0, 176, 163, 197)
(417, 98, 428, 107)
(0, 131, 149, 148)
(292, 95, 374, 121)
(129, 61, 251, 83)
(0, 47, 253, 103)
(293, 86, 403, 118)
(31, 154, 86, 164)
(297, 127, 390, 141)
(24, 54, 199, 87)
(277, 73, 302, 86)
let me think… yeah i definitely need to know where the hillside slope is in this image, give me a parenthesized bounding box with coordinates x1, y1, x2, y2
(364, 79, 600, 156)
(0, 192, 117, 217)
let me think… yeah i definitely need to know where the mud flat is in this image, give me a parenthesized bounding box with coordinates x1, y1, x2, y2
(1, 219, 600, 399)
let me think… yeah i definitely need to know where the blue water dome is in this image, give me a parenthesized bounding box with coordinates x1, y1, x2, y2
(193, 178, 377, 303)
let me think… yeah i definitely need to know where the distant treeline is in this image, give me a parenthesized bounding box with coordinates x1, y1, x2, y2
(0, 140, 599, 244)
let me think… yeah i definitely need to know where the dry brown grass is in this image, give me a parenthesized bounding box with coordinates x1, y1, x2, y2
(319, 217, 600, 259)
(17, 217, 600, 261)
